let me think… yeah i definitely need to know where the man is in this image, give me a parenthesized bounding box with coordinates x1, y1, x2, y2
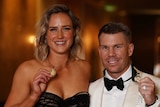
(89, 22, 160, 107)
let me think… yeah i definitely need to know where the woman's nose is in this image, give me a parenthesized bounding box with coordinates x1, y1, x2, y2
(57, 30, 63, 38)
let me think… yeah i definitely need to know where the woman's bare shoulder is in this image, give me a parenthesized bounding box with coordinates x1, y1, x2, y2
(19, 59, 40, 66)
(75, 59, 91, 76)
(4, 59, 42, 107)
(75, 58, 90, 67)
(15, 59, 41, 77)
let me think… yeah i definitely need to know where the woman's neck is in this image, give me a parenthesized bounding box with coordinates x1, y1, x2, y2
(47, 53, 69, 71)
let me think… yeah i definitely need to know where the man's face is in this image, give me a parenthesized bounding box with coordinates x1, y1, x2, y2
(98, 32, 134, 78)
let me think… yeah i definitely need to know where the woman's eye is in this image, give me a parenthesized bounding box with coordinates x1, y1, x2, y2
(49, 28, 57, 32)
(103, 46, 108, 49)
(100, 46, 108, 50)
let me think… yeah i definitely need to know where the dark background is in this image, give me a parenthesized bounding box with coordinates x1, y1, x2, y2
(0, 0, 160, 106)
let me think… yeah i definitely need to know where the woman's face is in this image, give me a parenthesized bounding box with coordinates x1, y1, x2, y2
(46, 12, 74, 55)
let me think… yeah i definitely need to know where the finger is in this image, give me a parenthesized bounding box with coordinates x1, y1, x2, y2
(139, 83, 154, 92)
(34, 74, 51, 84)
(35, 69, 52, 78)
(33, 70, 52, 84)
(138, 81, 155, 98)
(39, 68, 52, 77)
(140, 77, 153, 83)
(139, 77, 155, 88)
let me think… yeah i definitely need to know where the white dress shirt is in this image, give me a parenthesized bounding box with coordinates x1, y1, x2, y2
(102, 65, 132, 107)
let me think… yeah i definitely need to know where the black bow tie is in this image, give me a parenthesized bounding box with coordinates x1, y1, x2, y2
(104, 77, 124, 91)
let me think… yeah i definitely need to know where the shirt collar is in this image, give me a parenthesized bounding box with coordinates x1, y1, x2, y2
(104, 65, 132, 81)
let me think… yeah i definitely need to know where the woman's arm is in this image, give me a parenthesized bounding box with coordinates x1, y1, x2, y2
(4, 60, 52, 107)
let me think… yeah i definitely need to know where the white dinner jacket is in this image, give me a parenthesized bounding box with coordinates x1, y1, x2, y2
(89, 68, 160, 107)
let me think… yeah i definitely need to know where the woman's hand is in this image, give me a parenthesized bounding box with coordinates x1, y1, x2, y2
(30, 68, 52, 98)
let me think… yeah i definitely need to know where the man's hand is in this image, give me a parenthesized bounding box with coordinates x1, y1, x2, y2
(138, 77, 157, 105)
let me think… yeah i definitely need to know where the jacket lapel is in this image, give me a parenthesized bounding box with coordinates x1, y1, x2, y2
(123, 81, 139, 107)
(123, 66, 145, 107)
(89, 78, 104, 107)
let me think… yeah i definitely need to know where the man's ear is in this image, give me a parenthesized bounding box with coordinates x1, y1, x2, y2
(128, 43, 134, 56)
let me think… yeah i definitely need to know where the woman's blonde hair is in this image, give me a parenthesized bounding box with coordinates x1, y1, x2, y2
(34, 4, 82, 61)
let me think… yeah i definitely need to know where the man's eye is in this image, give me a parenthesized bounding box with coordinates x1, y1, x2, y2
(103, 46, 108, 49)
(115, 45, 121, 48)
(63, 27, 71, 31)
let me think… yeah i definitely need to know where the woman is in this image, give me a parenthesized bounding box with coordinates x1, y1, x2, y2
(4, 4, 91, 107)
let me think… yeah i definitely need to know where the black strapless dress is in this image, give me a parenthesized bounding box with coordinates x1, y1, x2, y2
(35, 91, 90, 107)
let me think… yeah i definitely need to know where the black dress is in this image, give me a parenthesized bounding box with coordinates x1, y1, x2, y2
(35, 91, 90, 107)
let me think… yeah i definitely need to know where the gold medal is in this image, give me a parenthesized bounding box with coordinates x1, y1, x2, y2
(134, 76, 141, 82)
(50, 68, 56, 77)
